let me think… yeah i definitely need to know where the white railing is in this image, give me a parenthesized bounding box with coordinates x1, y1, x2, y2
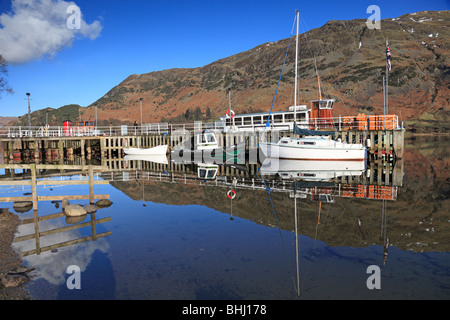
(0, 115, 401, 138)
(224, 114, 401, 132)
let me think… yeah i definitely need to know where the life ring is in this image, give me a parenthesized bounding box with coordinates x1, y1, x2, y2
(225, 109, 235, 119)
(227, 189, 236, 199)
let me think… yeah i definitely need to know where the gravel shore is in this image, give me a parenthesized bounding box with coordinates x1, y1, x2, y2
(0, 208, 32, 300)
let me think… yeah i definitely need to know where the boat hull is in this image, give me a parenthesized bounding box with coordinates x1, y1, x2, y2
(259, 158, 366, 179)
(259, 142, 366, 161)
(123, 145, 168, 156)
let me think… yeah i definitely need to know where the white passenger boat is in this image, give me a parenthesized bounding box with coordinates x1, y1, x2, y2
(123, 144, 168, 156)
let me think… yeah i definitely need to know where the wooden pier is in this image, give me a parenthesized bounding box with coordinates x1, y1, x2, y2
(0, 128, 405, 164)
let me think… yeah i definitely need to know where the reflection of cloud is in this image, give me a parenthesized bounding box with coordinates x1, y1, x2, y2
(13, 217, 109, 286)
(0, 0, 102, 64)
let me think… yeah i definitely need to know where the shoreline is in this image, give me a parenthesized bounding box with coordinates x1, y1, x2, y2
(0, 208, 32, 300)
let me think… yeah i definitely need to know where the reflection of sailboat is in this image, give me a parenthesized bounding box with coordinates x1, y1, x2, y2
(124, 154, 168, 165)
(260, 158, 366, 181)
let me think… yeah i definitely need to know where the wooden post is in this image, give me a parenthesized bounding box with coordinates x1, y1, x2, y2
(89, 165, 94, 204)
(30, 163, 38, 211)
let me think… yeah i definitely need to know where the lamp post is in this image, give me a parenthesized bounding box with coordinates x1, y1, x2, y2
(25, 92, 31, 132)
(140, 97, 143, 134)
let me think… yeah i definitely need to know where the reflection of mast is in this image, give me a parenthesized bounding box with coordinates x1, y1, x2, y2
(294, 189, 300, 297)
(381, 187, 389, 266)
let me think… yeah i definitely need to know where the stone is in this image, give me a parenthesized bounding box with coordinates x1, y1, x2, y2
(65, 215, 86, 224)
(84, 204, 97, 214)
(13, 201, 33, 213)
(64, 204, 87, 217)
(95, 199, 113, 208)
(13, 201, 33, 209)
(1, 273, 30, 288)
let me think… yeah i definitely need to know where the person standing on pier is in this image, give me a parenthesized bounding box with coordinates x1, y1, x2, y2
(134, 120, 138, 135)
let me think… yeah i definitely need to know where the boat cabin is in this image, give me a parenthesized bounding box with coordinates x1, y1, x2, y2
(309, 99, 335, 129)
(221, 105, 310, 132)
(197, 132, 218, 150)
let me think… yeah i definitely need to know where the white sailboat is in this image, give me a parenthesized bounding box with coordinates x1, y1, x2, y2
(259, 10, 366, 162)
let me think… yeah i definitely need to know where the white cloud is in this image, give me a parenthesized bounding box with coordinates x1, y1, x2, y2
(0, 0, 102, 64)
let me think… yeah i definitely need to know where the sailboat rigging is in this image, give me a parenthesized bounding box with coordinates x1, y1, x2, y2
(259, 10, 367, 162)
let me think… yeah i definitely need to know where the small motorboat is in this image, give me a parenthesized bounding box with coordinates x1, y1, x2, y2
(124, 144, 168, 156)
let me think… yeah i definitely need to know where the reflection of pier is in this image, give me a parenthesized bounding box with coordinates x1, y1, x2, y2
(0, 164, 112, 256)
(103, 159, 402, 202)
(104, 154, 403, 189)
(14, 211, 111, 257)
(0, 164, 110, 210)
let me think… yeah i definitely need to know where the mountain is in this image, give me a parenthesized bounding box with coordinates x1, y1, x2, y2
(10, 104, 81, 127)
(10, 10, 450, 133)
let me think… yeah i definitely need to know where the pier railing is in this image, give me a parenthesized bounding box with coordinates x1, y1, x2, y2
(0, 114, 401, 138)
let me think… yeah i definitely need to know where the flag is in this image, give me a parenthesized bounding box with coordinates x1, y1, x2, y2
(386, 42, 391, 71)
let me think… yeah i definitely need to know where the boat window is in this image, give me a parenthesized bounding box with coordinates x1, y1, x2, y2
(77, 122, 85, 126)
(285, 113, 294, 122)
(301, 141, 316, 145)
(198, 169, 206, 178)
(253, 115, 263, 124)
(274, 114, 283, 123)
(280, 140, 289, 144)
(243, 117, 252, 125)
(86, 121, 94, 126)
(234, 117, 242, 126)
(207, 134, 216, 143)
(207, 170, 216, 178)
(302, 173, 316, 177)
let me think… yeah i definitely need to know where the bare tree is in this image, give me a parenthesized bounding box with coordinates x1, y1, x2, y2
(0, 55, 14, 98)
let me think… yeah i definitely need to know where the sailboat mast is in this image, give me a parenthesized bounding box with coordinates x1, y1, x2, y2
(294, 10, 299, 110)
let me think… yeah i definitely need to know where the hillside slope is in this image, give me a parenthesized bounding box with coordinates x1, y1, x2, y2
(11, 11, 450, 132)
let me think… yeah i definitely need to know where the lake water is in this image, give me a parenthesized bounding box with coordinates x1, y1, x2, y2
(1, 135, 449, 301)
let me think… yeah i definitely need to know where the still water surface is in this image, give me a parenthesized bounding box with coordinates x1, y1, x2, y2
(1, 136, 449, 300)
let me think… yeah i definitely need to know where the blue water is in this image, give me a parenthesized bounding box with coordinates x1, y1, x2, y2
(1, 169, 449, 300)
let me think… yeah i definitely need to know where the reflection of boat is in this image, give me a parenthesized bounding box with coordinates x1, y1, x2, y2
(259, 10, 366, 162)
(198, 163, 218, 180)
(260, 158, 365, 181)
(171, 131, 245, 164)
(124, 154, 168, 165)
(124, 145, 168, 156)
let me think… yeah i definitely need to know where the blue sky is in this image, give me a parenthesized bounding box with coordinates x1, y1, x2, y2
(0, 0, 448, 117)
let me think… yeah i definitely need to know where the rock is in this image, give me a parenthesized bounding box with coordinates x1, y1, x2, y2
(64, 204, 87, 217)
(65, 215, 86, 224)
(13, 201, 33, 208)
(95, 199, 113, 208)
(1, 273, 30, 288)
(13, 201, 33, 213)
(84, 204, 97, 214)
(8, 266, 35, 274)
